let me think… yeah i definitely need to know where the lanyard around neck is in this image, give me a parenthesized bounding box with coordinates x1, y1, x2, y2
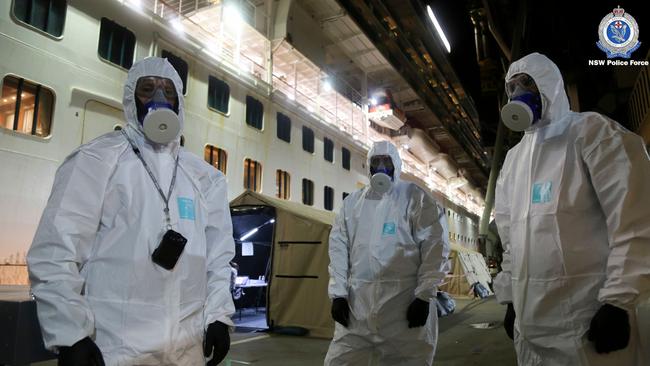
(122, 130, 179, 229)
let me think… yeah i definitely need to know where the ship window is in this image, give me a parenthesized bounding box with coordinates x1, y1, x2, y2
(276, 170, 290, 200)
(245, 95, 263, 130)
(324, 137, 334, 162)
(276, 112, 291, 143)
(302, 126, 314, 153)
(342, 147, 351, 170)
(12, 0, 67, 37)
(342, 192, 349, 201)
(98, 17, 135, 69)
(302, 178, 314, 206)
(204, 145, 227, 174)
(243, 158, 262, 192)
(324, 186, 334, 211)
(1, 75, 54, 138)
(208, 76, 229, 114)
(161, 50, 188, 95)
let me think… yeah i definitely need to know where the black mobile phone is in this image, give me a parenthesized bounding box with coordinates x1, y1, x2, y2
(151, 229, 187, 270)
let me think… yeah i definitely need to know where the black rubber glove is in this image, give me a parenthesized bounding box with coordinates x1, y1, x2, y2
(504, 303, 515, 340)
(331, 297, 350, 327)
(587, 303, 630, 354)
(407, 298, 430, 328)
(204, 321, 230, 366)
(58, 337, 105, 366)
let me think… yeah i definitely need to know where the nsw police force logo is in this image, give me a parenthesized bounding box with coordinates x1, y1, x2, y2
(596, 6, 641, 59)
(596, 6, 641, 58)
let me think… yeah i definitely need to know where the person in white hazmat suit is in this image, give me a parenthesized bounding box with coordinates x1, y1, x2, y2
(324, 141, 450, 365)
(493, 52, 650, 365)
(27, 57, 235, 366)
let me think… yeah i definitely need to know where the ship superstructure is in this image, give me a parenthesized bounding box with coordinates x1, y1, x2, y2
(0, 0, 488, 282)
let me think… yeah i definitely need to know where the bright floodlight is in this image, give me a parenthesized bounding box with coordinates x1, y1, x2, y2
(269, 219, 275, 224)
(224, 3, 244, 30)
(323, 80, 333, 92)
(426, 6, 451, 53)
(370, 97, 378, 106)
(172, 18, 184, 33)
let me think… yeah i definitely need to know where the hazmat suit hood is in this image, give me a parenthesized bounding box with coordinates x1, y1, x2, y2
(505, 52, 570, 130)
(367, 141, 402, 181)
(123, 57, 185, 145)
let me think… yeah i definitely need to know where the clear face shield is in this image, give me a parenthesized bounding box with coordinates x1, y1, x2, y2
(135, 76, 181, 144)
(500, 73, 543, 131)
(369, 155, 395, 194)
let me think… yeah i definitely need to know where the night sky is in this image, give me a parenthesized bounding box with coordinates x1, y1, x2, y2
(426, 0, 648, 127)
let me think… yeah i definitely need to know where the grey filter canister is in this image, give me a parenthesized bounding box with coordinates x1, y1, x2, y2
(370, 173, 392, 194)
(500, 100, 534, 132)
(143, 109, 180, 144)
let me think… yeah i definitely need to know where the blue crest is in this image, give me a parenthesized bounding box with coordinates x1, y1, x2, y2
(596, 7, 641, 59)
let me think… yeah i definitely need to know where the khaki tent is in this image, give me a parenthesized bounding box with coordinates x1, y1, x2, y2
(230, 191, 336, 338)
(439, 243, 493, 298)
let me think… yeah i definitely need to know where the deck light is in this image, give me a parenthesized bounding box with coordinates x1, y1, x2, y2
(426, 6, 451, 53)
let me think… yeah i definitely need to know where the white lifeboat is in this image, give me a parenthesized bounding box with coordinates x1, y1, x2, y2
(430, 153, 458, 180)
(368, 90, 406, 130)
(392, 128, 440, 164)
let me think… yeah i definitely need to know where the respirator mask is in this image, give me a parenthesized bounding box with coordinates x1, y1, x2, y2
(135, 76, 180, 144)
(369, 155, 395, 194)
(500, 73, 543, 132)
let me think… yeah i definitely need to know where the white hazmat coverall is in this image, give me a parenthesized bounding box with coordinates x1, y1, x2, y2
(325, 141, 450, 365)
(27, 57, 235, 365)
(493, 52, 650, 365)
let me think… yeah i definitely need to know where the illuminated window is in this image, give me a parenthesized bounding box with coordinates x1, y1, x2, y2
(276, 170, 290, 200)
(1, 75, 54, 137)
(12, 0, 66, 37)
(208, 76, 229, 114)
(243, 158, 262, 192)
(161, 50, 188, 95)
(302, 178, 314, 206)
(98, 18, 135, 69)
(324, 186, 334, 211)
(204, 145, 227, 174)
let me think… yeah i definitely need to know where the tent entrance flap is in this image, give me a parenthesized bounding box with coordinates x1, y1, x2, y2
(231, 205, 275, 317)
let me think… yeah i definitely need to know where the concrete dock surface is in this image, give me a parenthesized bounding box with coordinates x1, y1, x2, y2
(32, 297, 517, 366)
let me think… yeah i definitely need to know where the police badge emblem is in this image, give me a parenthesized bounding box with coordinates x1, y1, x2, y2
(596, 6, 641, 59)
